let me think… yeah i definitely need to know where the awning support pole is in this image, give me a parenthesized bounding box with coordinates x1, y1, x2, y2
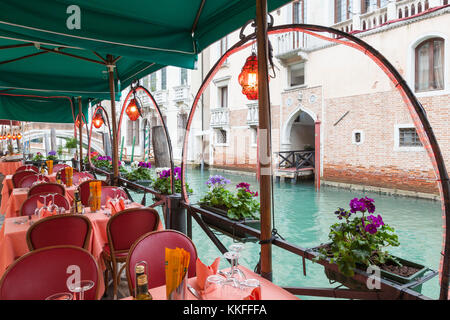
(107, 55, 119, 186)
(255, 0, 273, 281)
(78, 97, 83, 171)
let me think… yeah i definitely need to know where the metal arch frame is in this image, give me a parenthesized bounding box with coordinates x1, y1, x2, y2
(87, 104, 113, 166)
(180, 23, 450, 299)
(117, 85, 175, 194)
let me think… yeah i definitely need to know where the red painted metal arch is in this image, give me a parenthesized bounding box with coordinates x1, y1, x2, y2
(180, 23, 450, 299)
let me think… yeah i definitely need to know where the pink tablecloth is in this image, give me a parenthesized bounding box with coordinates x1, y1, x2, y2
(0, 203, 164, 298)
(3, 185, 77, 218)
(0, 161, 22, 176)
(0, 176, 13, 215)
(123, 266, 300, 300)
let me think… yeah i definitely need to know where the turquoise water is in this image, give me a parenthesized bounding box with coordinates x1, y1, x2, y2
(129, 168, 443, 300)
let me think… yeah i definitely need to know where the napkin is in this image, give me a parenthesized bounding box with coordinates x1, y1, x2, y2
(36, 200, 57, 218)
(196, 257, 220, 290)
(165, 247, 190, 299)
(105, 196, 125, 215)
(243, 286, 261, 300)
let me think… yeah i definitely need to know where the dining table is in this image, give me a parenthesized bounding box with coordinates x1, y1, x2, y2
(122, 265, 300, 300)
(0, 161, 22, 176)
(1, 173, 77, 218)
(0, 201, 164, 298)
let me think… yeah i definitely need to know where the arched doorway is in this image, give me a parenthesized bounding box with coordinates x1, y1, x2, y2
(278, 106, 318, 184)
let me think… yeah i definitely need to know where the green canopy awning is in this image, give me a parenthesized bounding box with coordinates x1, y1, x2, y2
(0, 0, 290, 122)
(0, 95, 89, 123)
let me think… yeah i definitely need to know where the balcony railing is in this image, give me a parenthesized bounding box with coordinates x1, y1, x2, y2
(210, 108, 229, 128)
(173, 85, 190, 103)
(247, 103, 258, 126)
(153, 90, 168, 106)
(359, 5, 388, 31)
(275, 31, 307, 57)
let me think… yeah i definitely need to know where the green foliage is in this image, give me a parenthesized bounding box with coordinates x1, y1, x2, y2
(124, 167, 153, 182)
(153, 176, 193, 195)
(315, 199, 400, 277)
(199, 181, 260, 221)
(32, 152, 44, 161)
(57, 146, 64, 157)
(46, 155, 58, 161)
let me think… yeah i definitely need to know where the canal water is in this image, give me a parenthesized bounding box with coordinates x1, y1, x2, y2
(129, 167, 443, 300)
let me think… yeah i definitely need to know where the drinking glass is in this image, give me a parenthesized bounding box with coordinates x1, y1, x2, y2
(48, 193, 59, 214)
(204, 275, 225, 300)
(45, 292, 73, 300)
(221, 250, 246, 282)
(67, 280, 95, 300)
(38, 194, 49, 218)
(239, 279, 261, 300)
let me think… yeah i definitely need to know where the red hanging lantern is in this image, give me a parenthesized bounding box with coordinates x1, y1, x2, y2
(12, 133, 16, 140)
(6, 132, 11, 140)
(126, 98, 141, 121)
(75, 114, 84, 128)
(92, 111, 104, 129)
(16, 133, 22, 140)
(238, 53, 259, 100)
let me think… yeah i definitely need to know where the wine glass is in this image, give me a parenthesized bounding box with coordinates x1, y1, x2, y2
(48, 193, 59, 214)
(37, 194, 49, 218)
(239, 279, 261, 300)
(45, 292, 73, 300)
(67, 280, 95, 300)
(204, 275, 225, 300)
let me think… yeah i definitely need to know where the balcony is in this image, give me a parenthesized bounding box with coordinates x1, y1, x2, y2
(275, 31, 307, 58)
(247, 103, 258, 127)
(210, 108, 229, 128)
(173, 85, 190, 103)
(153, 90, 168, 106)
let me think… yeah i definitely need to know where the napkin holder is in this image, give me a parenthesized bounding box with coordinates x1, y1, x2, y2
(168, 272, 187, 300)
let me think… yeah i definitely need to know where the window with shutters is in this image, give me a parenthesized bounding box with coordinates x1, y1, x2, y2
(177, 113, 188, 146)
(415, 38, 445, 92)
(180, 68, 188, 86)
(150, 73, 157, 91)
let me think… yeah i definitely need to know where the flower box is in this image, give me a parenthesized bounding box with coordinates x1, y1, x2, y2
(199, 205, 260, 243)
(313, 244, 428, 293)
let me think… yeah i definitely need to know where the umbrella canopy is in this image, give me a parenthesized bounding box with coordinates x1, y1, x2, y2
(0, 0, 290, 121)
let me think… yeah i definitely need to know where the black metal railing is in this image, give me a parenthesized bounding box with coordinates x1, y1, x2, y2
(276, 150, 315, 170)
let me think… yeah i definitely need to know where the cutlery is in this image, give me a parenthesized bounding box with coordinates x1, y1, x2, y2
(187, 284, 203, 300)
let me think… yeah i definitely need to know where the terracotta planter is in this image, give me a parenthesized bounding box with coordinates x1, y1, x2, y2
(313, 244, 428, 293)
(199, 205, 260, 243)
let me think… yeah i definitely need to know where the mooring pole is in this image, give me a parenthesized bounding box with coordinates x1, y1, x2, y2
(107, 55, 119, 186)
(255, 0, 273, 281)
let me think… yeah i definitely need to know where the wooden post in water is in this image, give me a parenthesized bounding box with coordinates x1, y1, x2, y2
(107, 55, 119, 185)
(255, 0, 273, 281)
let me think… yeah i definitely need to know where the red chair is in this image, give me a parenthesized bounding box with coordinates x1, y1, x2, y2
(18, 175, 50, 188)
(58, 167, 79, 184)
(52, 163, 69, 173)
(100, 186, 128, 206)
(102, 208, 160, 299)
(20, 193, 70, 217)
(78, 180, 109, 206)
(126, 230, 197, 296)
(11, 170, 36, 188)
(15, 165, 39, 173)
(73, 171, 94, 185)
(28, 182, 65, 198)
(0, 245, 101, 300)
(26, 214, 92, 250)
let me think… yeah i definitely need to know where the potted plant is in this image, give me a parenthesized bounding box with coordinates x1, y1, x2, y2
(198, 176, 260, 242)
(57, 146, 64, 158)
(46, 150, 59, 163)
(313, 197, 428, 293)
(153, 166, 193, 195)
(65, 137, 78, 155)
(124, 161, 154, 189)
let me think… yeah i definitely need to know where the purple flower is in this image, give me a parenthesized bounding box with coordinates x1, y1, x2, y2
(206, 175, 230, 187)
(362, 197, 375, 213)
(174, 167, 182, 180)
(350, 198, 366, 213)
(365, 223, 378, 235)
(334, 208, 351, 220)
(236, 182, 251, 190)
(48, 150, 56, 156)
(138, 161, 152, 169)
